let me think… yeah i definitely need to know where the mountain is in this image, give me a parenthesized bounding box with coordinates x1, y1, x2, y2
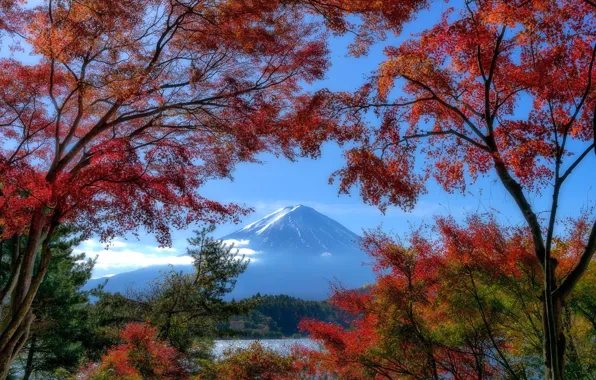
(222, 205, 361, 255)
(85, 205, 373, 300)
(87, 265, 194, 295)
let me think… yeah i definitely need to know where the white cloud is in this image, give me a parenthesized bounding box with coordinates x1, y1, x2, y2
(80, 238, 128, 250)
(222, 239, 250, 247)
(321, 252, 332, 257)
(108, 240, 128, 248)
(77, 236, 257, 278)
(74, 247, 193, 271)
(235, 247, 260, 255)
(79, 239, 100, 249)
(221, 239, 259, 255)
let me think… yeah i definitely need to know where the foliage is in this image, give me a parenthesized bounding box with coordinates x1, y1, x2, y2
(80, 322, 187, 380)
(0, 0, 594, 377)
(197, 342, 300, 380)
(81, 292, 144, 362)
(88, 226, 251, 354)
(567, 261, 596, 376)
(300, 216, 596, 379)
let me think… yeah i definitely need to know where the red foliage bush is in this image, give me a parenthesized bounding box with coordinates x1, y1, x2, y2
(80, 323, 187, 380)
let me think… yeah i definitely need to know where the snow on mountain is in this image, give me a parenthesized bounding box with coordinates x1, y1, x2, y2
(240, 206, 300, 235)
(222, 205, 361, 255)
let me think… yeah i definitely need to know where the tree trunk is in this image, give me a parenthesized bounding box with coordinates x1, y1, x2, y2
(543, 283, 566, 379)
(0, 312, 33, 380)
(22, 334, 36, 380)
(0, 211, 56, 379)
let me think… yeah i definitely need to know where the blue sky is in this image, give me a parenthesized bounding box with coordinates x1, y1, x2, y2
(2, 3, 594, 277)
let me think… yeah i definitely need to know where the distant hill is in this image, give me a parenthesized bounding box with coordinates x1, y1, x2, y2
(85, 205, 374, 300)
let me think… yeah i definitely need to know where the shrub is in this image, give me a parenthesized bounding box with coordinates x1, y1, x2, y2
(80, 323, 187, 380)
(198, 342, 299, 380)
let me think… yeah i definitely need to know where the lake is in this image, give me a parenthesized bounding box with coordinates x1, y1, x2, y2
(213, 338, 320, 358)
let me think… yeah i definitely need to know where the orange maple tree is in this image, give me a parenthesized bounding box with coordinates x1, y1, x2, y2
(326, 0, 596, 378)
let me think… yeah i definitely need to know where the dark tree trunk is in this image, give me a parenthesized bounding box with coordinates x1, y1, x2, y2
(543, 260, 566, 380)
(0, 211, 57, 379)
(0, 312, 33, 380)
(22, 334, 36, 380)
(543, 296, 565, 380)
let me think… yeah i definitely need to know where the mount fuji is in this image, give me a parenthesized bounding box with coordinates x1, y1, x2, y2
(222, 205, 361, 255)
(85, 205, 374, 300)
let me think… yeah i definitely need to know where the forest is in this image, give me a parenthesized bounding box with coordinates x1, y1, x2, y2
(220, 294, 346, 339)
(0, 0, 595, 379)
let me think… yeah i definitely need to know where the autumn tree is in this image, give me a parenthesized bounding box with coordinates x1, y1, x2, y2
(326, 0, 596, 377)
(301, 223, 504, 379)
(0, 0, 429, 375)
(301, 216, 596, 379)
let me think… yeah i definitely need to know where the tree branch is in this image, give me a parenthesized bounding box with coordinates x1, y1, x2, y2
(382, 129, 490, 154)
(559, 143, 595, 183)
(555, 219, 596, 299)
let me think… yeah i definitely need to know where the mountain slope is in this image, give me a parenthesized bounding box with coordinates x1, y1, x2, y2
(222, 205, 360, 254)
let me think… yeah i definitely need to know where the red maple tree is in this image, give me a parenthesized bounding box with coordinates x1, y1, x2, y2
(326, 0, 596, 377)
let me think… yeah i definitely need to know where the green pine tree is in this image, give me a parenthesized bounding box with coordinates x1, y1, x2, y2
(89, 225, 253, 355)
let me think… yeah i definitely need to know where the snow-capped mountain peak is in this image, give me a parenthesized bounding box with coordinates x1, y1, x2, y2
(223, 205, 361, 255)
(240, 205, 302, 235)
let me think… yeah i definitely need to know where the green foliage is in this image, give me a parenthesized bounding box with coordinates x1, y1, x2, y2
(567, 261, 596, 378)
(82, 292, 144, 361)
(88, 226, 252, 354)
